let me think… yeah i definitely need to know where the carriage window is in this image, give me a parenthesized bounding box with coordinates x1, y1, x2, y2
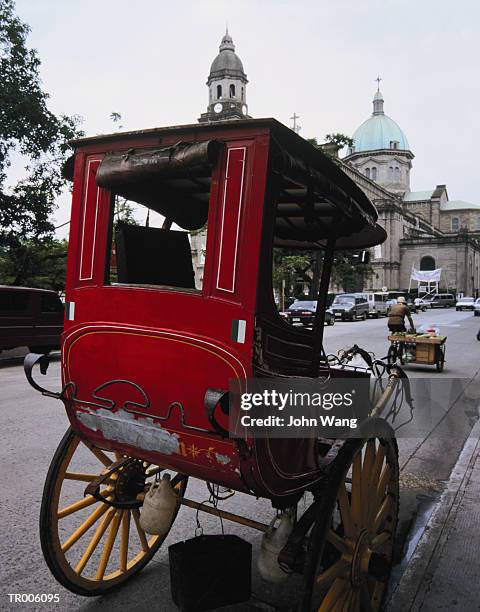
(106, 197, 208, 291)
(97, 141, 218, 293)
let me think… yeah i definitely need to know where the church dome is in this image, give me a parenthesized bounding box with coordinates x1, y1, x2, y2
(208, 31, 246, 79)
(352, 88, 410, 153)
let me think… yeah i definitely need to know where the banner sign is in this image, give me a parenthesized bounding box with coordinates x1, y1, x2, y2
(411, 267, 441, 282)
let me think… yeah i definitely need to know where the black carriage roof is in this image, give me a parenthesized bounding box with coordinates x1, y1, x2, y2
(71, 118, 386, 250)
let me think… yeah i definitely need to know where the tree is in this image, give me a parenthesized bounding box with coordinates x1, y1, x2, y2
(0, 0, 83, 286)
(0, 238, 68, 290)
(306, 135, 373, 293)
(324, 133, 354, 149)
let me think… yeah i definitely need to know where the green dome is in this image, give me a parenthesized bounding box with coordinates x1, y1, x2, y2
(352, 89, 410, 153)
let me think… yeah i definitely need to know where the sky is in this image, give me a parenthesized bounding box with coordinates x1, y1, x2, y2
(12, 0, 480, 238)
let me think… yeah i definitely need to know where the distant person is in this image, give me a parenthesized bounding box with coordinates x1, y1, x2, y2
(388, 296, 415, 333)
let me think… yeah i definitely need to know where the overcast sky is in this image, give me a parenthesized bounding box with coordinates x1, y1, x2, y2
(13, 0, 480, 237)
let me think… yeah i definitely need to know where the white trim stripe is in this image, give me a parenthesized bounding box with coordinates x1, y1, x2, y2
(79, 158, 102, 281)
(216, 147, 246, 293)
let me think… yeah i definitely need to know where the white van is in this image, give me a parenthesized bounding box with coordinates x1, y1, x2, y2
(365, 292, 389, 318)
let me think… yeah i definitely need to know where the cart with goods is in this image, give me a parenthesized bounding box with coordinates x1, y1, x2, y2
(387, 331, 447, 372)
(25, 118, 408, 610)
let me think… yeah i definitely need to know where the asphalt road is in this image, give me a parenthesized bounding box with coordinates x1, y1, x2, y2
(0, 308, 479, 611)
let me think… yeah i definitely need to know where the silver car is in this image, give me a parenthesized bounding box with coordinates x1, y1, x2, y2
(474, 298, 480, 317)
(456, 296, 475, 311)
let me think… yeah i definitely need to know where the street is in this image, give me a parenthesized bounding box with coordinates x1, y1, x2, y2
(0, 308, 479, 611)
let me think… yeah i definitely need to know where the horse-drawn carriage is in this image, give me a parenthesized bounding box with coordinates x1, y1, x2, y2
(26, 118, 403, 610)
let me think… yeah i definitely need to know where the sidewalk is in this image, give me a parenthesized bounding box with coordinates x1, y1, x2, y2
(388, 420, 480, 611)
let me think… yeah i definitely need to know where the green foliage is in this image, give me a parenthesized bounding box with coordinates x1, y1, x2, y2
(331, 251, 373, 292)
(0, 0, 83, 286)
(114, 197, 138, 225)
(0, 237, 67, 289)
(324, 133, 354, 149)
(273, 250, 312, 304)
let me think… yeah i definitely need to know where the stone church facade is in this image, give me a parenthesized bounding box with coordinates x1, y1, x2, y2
(194, 32, 480, 296)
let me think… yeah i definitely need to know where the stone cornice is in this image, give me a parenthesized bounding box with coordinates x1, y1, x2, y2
(344, 149, 415, 162)
(339, 161, 397, 201)
(400, 235, 480, 250)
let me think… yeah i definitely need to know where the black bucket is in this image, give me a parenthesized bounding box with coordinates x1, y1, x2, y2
(169, 534, 252, 611)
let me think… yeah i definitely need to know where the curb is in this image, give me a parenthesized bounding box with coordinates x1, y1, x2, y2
(387, 418, 480, 611)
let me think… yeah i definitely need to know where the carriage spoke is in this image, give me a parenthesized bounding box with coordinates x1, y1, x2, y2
(132, 509, 149, 552)
(360, 582, 374, 612)
(337, 482, 355, 537)
(75, 507, 115, 574)
(370, 444, 385, 486)
(316, 559, 349, 586)
(362, 440, 375, 525)
(83, 442, 113, 468)
(370, 530, 391, 550)
(58, 489, 111, 519)
(65, 471, 103, 482)
(326, 529, 351, 555)
(95, 510, 122, 580)
(341, 588, 355, 611)
(318, 578, 348, 612)
(372, 496, 393, 534)
(376, 464, 392, 507)
(119, 510, 130, 572)
(351, 452, 363, 531)
(61, 503, 109, 552)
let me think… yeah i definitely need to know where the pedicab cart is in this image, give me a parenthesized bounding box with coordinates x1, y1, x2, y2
(387, 332, 447, 372)
(25, 118, 404, 611)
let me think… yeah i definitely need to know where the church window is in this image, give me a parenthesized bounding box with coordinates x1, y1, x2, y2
(229, 84, 235, 98)
(371, 167, 377, 180)
(420, 256, 436, 271)
(217, 85, 222, 99)
(451, 217, 460, 232)
(241, 87, 244, 99)
(390, 141, 399, 150)
(395, 167, 400, 181)
(476, 217, 480, 231)
(365, 168, 370, 178)
(388, 166, 393, 180)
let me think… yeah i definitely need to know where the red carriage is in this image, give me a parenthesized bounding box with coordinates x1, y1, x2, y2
(26, 118, 403, 610)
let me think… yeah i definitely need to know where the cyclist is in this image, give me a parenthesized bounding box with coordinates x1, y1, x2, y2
(388, 296, 415, 333)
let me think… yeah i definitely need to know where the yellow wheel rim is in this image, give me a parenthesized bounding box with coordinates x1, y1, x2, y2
(41, 430, 187, 595)
(315, 438, 398, 612)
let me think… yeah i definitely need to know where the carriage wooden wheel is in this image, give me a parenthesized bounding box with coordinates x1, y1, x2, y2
(302, 422, 399, 611)
(40, 428, 188, 596)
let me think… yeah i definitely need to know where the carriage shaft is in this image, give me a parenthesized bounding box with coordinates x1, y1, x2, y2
(180, 498, 269, 532)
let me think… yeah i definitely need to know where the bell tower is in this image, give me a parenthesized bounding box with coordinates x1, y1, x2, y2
(198, 30, 250, 123)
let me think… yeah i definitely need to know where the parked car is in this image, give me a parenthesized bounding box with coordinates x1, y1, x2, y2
(425, 293, 456, 308)
(456, 296, 475, 311)
(365, 292, 389, 318)
(474, 298, 480, 317)
(331, 294, 369, 321)
(0, 286, 64, 354)
(414, 298, 429, 312)
(282, 300, 334, 326)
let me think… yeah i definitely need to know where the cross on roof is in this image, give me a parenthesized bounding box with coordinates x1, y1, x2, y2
(375, 76, 382, 91)
(290, 112, 301, 133)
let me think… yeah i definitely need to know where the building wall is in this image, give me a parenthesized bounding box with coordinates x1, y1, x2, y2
(439, 210, 480, 233)
(400, 237, 480, 295)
